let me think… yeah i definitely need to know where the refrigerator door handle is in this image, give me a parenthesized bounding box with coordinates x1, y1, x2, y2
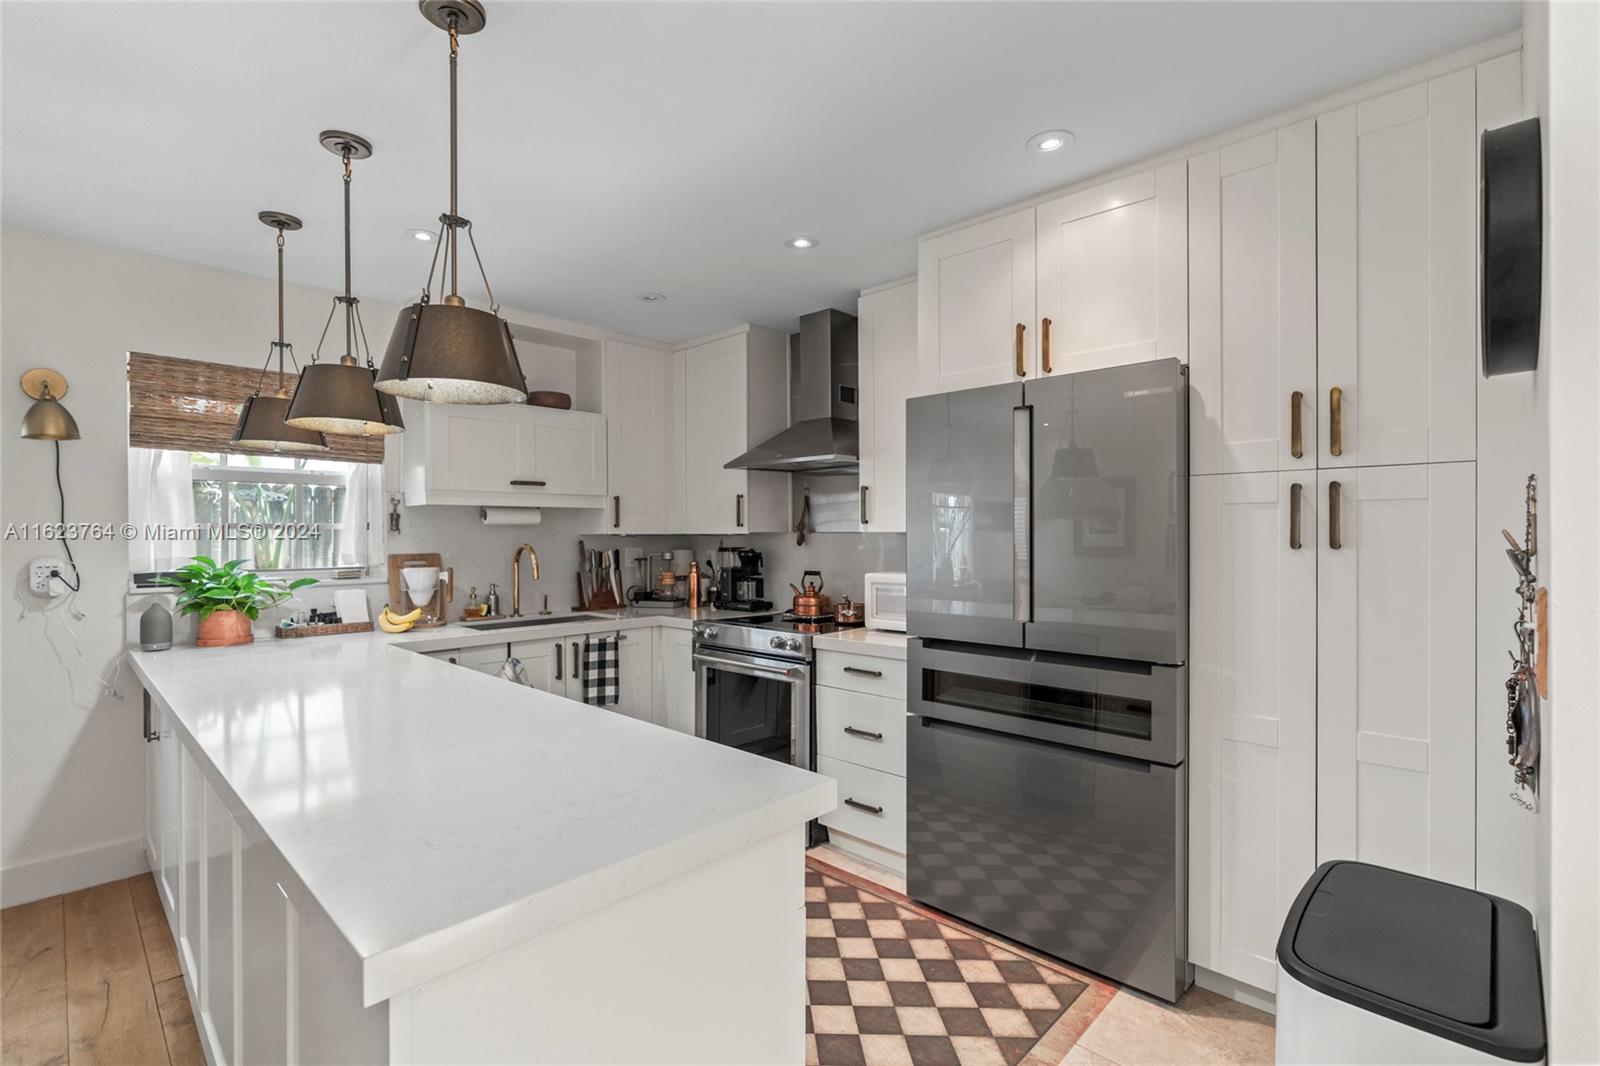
(1014, 404, 1032, 624)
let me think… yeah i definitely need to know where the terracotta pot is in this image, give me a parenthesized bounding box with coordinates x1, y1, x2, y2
(196, 609, 254, 648)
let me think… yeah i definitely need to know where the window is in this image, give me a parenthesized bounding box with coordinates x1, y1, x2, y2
(129, 448, 379, 576)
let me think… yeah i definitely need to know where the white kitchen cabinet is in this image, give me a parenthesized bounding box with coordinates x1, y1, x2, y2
(1316, 462, 1475, 886)
(680, 327, 790, 534)
(1189, 472, 1317, 993)
(1035, 161, 1188, 376)
(598, 340, 673, 533)
(1317, 69, 1478, 468)
(1189, 124, 1317, 475)
(857, 278, 916, 532)
(614, 630, 654, 724)
(180, 744, 203, 981)
(817, 756, 906, 855)
(202, 776, 239, 1065)
(398, 400, 608, 508)
(657, 627, 696, 735)
(917, 206, 1036, 391)
(238, 818, 291, 1066)
(815, 648, 908, 870)
(509, 636, 565, 693)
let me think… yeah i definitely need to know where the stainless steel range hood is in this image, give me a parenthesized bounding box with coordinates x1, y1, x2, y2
(725, 308, 859, 474)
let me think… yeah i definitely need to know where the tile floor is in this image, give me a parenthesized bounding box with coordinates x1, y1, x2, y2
(810, 845, 1278, 1066)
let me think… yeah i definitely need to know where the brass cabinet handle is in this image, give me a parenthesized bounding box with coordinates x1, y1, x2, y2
(612, 495, 620, 529)
(1289, 483, 1303, 550)
(1014, 322, 1026, 377)
(1290, 391, 1304, 459)
(1041, 317, 1053, 375)
(735, 493, 745, 528)
(859, 484, 869, 525)
(1328, 481, 1342, 550)
(1329, 387, 1344, 457)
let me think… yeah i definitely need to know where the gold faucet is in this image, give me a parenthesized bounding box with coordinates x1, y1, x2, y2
(511, 543, 540, 617)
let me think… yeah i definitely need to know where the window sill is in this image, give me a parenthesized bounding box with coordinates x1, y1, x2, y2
(127, 570, 385, 596)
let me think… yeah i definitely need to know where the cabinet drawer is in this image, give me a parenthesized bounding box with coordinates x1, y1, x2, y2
(817, 652, 906, 700)
(457, 643, 509, 668)
(817, 755, 906, 854)
(816, 687, 907, 777)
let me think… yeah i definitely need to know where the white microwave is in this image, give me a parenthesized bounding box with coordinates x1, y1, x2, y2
(862, 572, 907, 632)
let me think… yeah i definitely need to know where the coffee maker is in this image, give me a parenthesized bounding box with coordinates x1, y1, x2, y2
(714, 547, 770, 611)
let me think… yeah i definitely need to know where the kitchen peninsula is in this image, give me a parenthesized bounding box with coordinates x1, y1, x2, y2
(129, 610, 835, 1065)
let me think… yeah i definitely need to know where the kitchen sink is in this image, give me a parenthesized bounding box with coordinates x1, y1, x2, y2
(460, 615, 602, 631)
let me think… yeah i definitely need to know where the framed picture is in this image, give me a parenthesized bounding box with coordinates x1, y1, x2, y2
(1074, 477, 1135, 557)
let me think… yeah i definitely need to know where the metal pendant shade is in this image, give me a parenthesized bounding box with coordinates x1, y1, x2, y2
(231, 212, 330, 453)
(288, 358, 406, 435)
(378, 302, 525, 403)
(286, 131, 405, 435)
(375, 0, 526, 406)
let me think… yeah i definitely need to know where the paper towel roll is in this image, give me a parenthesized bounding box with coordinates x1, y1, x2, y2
(480, 507, 543, 526)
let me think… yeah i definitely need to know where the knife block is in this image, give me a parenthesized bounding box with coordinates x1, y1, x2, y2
(577, 577, 622, 612)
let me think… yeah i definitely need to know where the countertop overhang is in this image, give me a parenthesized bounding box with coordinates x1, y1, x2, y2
(130, 608, 836, 1005)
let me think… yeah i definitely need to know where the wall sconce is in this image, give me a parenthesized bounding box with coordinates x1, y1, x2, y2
(19, 369, 80, 441)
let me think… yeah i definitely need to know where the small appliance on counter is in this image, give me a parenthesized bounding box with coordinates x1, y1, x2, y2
(863, 572, 907, 632)
(712, 547, 772, 611)
(139, 602, 173, 651)
(387, 552, 452, 628)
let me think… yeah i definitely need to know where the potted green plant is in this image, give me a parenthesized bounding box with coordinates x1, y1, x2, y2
(159, 557, 316, 647)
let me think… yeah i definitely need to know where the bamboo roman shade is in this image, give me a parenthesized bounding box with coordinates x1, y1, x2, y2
(127, 352, 385, 463)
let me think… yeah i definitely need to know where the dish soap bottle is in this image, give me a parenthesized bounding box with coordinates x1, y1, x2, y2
(485, 582, 501, 618)
(465, 586, 481, 618)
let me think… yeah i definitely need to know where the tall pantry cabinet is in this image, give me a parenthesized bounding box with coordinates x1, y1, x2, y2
(1187, 66, 1483, 995)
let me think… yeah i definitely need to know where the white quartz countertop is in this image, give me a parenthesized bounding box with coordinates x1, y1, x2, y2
(129, 608, 834, 1006)
(813, 627, 909, 660)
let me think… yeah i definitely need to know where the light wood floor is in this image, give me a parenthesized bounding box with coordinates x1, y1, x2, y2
(2, 873, 203, 1066)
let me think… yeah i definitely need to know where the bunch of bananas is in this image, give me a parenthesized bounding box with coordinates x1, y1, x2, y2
(377, 605, 424, 633)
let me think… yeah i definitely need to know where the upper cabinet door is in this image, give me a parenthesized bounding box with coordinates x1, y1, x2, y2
(1317, 69, 1477, 467)
(600, 340, 670, 533)
(917, 207, 1036, 392)
(429, 407, 521, 494)
(1189, 124, 1317, 475)
(523, 410, 607, 497)
(1316, 463, 1475, 886)
(683, 333, 749, 534)
(1035, 162, 1188, 378)
(858, 279, 917, 533)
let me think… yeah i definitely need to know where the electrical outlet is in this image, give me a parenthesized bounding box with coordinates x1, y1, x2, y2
(29, 556, 68, 596)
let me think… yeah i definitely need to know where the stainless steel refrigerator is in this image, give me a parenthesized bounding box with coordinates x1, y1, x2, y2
(904, 358, 1191, 1002)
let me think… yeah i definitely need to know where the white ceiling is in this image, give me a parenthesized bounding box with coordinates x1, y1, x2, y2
(2, 2, 1519, 343)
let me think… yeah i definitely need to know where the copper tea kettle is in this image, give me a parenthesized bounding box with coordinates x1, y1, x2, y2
(789, 570, 832, 618)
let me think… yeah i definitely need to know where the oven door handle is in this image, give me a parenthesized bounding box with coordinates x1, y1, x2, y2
(692, 652, 806, 682)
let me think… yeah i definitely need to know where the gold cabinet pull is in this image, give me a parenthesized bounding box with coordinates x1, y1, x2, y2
(1014, 322, 1027, 377)
(1329, 386, 1344, 457)
(859, 484, 869, 525)
(612, 495, 620, 529)
(736, 493, 745, 528)
(1289, 482, 1303, 550)
(1290, 391, 1304, 459)
(1041, 317, 1053, 375)
(1328, 480, 1342, 550)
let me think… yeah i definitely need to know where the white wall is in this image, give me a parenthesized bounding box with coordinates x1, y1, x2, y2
(1522, 3, 1600, 1062)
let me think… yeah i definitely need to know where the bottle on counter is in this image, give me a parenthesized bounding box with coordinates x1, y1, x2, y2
(486, 582, 502, 617)
(687, 560, 701, 608)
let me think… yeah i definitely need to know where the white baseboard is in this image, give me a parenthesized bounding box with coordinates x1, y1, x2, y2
(1, 835, 150, 907)
(1194, 965, 1277, 1015)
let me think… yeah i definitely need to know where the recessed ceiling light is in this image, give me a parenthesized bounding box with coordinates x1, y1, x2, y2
(785, 235, 818, 251)
(1026, 130, 1075, 154)
(404, 228, 435, 242)
(639, 292, 667, 303)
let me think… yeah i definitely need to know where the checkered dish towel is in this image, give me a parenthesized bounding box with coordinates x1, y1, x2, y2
(582, 635, 619, 707)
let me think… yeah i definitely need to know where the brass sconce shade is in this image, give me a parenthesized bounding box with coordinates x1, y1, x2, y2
(19, 369, 80, 441)
(375, 0, 526, 406)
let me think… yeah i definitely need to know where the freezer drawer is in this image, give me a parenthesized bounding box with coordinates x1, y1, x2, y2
(907, 711, 1190, 1002)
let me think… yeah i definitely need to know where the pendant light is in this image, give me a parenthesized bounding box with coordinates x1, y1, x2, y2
(375, 0, 526, 405)
(1039, 381, 1118, 521)
(285, 131, 405, 435)
(231, 213, 330, 453)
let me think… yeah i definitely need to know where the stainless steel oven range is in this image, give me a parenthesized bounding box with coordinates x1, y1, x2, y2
(692, 615, 833, 846)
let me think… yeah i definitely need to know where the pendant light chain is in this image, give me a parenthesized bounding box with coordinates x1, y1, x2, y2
(343, 146, 354, 359)
(448, 16, 460, 302)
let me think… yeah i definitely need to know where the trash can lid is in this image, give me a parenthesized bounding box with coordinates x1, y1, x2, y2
(1278, 861, 1546, 1062)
